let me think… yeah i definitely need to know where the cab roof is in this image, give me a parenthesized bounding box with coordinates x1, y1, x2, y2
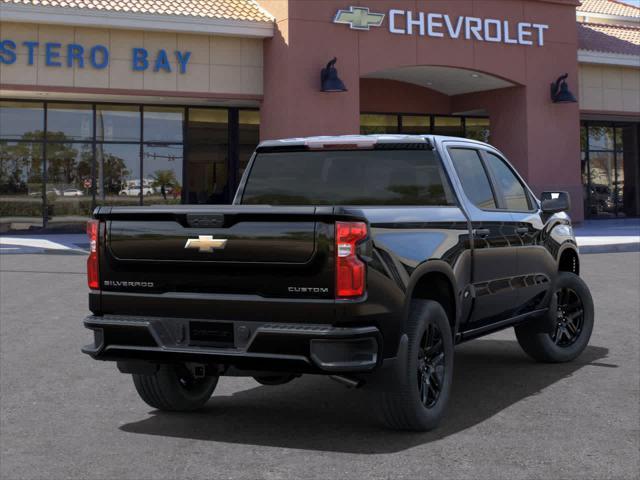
(257, 134, 489, 150)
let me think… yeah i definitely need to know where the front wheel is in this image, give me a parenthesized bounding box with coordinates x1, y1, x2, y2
(132, 364, 218, 411)
(515, 272, 594, 363)
(375, 300, 454, 431)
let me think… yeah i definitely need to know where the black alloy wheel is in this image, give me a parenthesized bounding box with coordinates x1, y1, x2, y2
(417, 323, 445, 408)
(552, 287, 584, 347)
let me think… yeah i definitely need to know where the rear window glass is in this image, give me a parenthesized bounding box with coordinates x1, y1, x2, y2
(241, 150, 456, 206)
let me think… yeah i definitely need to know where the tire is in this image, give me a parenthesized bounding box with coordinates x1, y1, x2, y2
(515, 272, 594, 363)
(376, 300, 454, 431)
(253, 374, 297, 386)
(132, 364, 218, 411)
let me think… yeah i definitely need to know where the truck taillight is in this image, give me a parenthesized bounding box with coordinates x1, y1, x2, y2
(335, 221, 367, 298)
(87, 220, 99, 290)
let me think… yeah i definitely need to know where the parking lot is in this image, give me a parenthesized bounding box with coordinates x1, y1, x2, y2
(1, 251, 638, 480)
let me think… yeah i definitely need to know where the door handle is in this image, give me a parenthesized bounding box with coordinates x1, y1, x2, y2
(516, 227, 529, 236)
(473, 228, 491, 238)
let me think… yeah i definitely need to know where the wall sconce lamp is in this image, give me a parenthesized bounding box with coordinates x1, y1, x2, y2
(321, 58, 348, 92)
(550, 73, 577, 104)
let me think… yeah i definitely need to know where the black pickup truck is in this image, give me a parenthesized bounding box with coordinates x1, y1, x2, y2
(82, 135, 594, 431)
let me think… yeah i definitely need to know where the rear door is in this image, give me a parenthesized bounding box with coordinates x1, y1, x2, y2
(445, 145, 522, 326)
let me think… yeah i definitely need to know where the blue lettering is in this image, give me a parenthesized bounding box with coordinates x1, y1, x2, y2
(174, 50, 191, 74)
(153, 49, 171, 73)
(0, 40, 17, 64)
(22, 41, 38, 65)
(67, 43, 84, 68)
(132, 47, 148, 71)
(89, 45, 109, 69)
(45, 42, 62, 67)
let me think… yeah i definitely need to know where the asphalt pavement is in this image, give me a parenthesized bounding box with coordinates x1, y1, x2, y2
(0, 252, 638, 480)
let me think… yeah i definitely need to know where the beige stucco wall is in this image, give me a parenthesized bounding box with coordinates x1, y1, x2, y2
(579, 63, 640, 113)
(0, 22, 263, 96)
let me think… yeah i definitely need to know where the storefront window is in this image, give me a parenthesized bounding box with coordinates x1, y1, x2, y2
(238, 110, 260, 185)
(361, 113, 489, 141)
(143, 144, 183, 205)
(46, 143, 94, 225)
(96, 143, 141, 206)
(433, 116, 463, 137)
(361, 114, 399, 134)
(582, 121, 639, 218)
(96, 105, 140, 142)
(0, 141, 44, 229)
(401, 115, 430, 135)
(186, 108, 229, 204)
(465, 118, 491, 143)
(0, 100, 261, 229)
(47, 103, 93, 141)
(143, 107, 183, 143)
(0, 101, 44, 140)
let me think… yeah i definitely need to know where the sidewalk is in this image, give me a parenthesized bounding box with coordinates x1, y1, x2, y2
(1, 219, 638, 255)
(574, 219, 640, 253)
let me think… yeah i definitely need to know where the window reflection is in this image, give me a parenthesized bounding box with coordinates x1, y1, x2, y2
(238, 110, 260, 187)
(401, 115, 430, 135)
(46, 143, 94, 225)
(47, 103, 93, 141)
(143, 107, 183, 143)
(361, 114, 399, 134)
(465, 118, 491, 143)
(0, 141, 44, 228)
(0, 101, 44, 140)
(144, 144, 183, 205)
(433, 116, 463, 137)
(96, 143, 141, 206)
(186, 108, 228, 204)
(96, 105, 140, 142)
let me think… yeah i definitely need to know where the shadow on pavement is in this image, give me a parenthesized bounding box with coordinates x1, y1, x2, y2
(120, 340, 611, 454)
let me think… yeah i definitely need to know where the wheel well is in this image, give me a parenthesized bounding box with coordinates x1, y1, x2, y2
(411, 272, 456, 334)
(559, 248, 580, 275)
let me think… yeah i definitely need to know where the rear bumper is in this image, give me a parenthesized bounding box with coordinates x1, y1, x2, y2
(82, 315, 382, 374)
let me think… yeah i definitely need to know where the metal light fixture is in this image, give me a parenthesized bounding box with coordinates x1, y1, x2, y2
(550, 73, 577, 104)
(321, 57, 348, 92)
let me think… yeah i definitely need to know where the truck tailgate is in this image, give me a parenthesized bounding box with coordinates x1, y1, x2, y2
(94, 206, 337, 314)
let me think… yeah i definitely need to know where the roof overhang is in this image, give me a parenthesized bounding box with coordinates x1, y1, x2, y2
(0, 3, 275, 38)
(578, 49, 640, 67)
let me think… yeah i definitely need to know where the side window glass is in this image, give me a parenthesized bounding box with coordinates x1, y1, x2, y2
(484, 153, 530, 211)
(448, 148, 497, 209)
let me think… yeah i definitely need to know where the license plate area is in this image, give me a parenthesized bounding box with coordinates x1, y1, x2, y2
(189, 321, 235, 347)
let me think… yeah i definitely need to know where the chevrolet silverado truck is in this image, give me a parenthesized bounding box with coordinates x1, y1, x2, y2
(82, 135, 594, 431)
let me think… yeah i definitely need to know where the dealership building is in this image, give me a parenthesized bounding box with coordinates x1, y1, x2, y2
(0, 0, 638, 230)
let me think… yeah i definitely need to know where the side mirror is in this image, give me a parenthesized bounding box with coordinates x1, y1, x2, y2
(541, 191, 571, 214)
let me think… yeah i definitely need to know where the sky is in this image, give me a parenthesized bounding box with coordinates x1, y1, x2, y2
(617, 0, 640, 7)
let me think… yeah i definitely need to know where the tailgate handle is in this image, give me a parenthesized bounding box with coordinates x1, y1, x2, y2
(186, 214, 225, 229)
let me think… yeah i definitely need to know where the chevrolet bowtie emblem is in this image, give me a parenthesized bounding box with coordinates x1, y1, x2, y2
(334, 6, 385, 31)
(184, 236, 227, 253)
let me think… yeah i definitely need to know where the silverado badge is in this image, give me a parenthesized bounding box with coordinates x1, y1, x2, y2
(184, 236, 228, 253)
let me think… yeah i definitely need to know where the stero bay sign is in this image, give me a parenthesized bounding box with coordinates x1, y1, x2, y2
(334, 6, 550, 46)
(0, 40, 192, 73)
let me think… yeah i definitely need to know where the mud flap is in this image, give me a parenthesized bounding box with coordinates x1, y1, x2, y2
(362, 333, 409, 392)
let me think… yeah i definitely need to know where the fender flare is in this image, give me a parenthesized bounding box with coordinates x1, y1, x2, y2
(403, 259, 461, 336)
(556, 241, 580, 274)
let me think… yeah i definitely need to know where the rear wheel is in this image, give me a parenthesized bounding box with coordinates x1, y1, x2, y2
(132, 364, 218, 411)
(515, 272, 594, 363)
(376, 300, 454, 431)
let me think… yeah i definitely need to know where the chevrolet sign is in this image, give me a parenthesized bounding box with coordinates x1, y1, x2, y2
(334, 6, 549, 47)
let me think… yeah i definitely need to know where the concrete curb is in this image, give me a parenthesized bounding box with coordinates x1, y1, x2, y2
(579, 243, 640, 254)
